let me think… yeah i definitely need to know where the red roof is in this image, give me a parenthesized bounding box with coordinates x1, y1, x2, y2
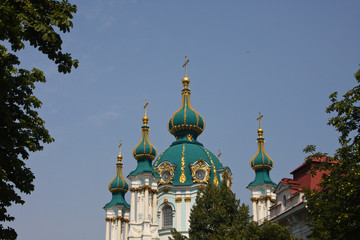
(290, 156, 328, 174)
(280, 178, 300, 185)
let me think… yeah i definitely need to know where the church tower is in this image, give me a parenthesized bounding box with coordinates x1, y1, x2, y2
(104, 143, 130, 240)
(247, 113, 276, 223)
(128, 106, 161, 240)
(153, 57, 232, 240)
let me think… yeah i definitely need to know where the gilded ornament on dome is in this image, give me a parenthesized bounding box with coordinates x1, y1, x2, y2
(190, 159, 211, 183)
(186, 134, 193, 142)
(156, 161, 175, 185)
(180, 144, 186, 183)
(153, 149, 166, 170)
(202, 147, 219, 186)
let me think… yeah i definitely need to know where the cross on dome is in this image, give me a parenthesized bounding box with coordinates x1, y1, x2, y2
(183, 56, 189, 77)
(257, 112, 263, 129)
(144, 99, 148, 116)
(117, 140, 123, 162)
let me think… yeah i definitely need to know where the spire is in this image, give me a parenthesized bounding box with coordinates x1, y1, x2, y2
(105, 142, 130, 208)
(168, 56, 205, 140)
(248, 113, 275, 187)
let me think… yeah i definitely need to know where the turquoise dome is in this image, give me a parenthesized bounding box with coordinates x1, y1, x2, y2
(105, 152, 130, 208)
(154, 75, 225, 186)
(129, 114, 160, 178)
(108, 154, 129, 192)
(133, 116, 157, 161)
(248, 127, 276, 187)
(250, 128, 274, 170)
(153, 137, 224, 186)
(168, 77, 205, 139)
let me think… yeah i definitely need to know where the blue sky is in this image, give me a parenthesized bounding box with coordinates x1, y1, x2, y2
(7, 1, 360, 239)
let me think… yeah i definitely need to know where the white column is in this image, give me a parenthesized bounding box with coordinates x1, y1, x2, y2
(144, 186, 149, 221)
(185, 197, 191, 230)
(105, 218, 110, 240)
(149, 194, 153, 222)
(111, 219, 117, 240)
(117, 218, 122, 240)
(136, 189, 141, 223)
(120, 220, 124, 240)
(124, 220, 129, 240)
(176, 198, 182, 230)
(258, 200, 263, 222)
(252, 199, 257, 222)
(266, 197, 271, 219)
(130, 188, 136, 223)
(152, 190, 158, 224)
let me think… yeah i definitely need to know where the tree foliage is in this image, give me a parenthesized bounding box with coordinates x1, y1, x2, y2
(188, 181, 250, 240)
(241, 220, 297, 240)
(0, 1, 77, 239)
(170, 179, 294, 240)
(304, 67, 360, 239)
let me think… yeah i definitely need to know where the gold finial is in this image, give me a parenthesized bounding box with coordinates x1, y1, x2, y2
(142, 100, 149, 126)
(117, 140, 123, 162)
(183, 56, 189, 77)
(218, 149, 221, 159)
(256, 112, 264, 138)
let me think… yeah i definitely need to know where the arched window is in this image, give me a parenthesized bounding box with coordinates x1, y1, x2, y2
(162, 205, 173, 229)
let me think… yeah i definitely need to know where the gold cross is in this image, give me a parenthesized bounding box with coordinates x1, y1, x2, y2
(144, 99, 148, 116)
(257, 112, 263, 129)
(182, 56, 189, 77)
(118, 140, 122, 155)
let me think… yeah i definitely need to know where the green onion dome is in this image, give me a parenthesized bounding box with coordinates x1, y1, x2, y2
(129, 113, 160, 177)
(248, 125, 276, 188)
(108, 152, 129, 192)
(168, 77, 205, 140)
(154, 74, 226, 186)
(105, 148, 130, 209)
(250, 128, 274, 170)
(133, 115, 157, 160)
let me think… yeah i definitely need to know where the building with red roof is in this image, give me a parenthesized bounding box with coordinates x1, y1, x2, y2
(268, 157, 329, 240)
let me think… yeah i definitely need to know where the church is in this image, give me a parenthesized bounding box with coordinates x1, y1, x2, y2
(103, 58, 280, 240)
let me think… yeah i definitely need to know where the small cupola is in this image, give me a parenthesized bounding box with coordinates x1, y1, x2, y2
(168, 56, 205, 140)
(133, 101, 157, 161)
(105, 142, 130, 208)
(250, 113, 274, 170)
(108, 141, 130, 192)
(129, 102, 160, 177)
